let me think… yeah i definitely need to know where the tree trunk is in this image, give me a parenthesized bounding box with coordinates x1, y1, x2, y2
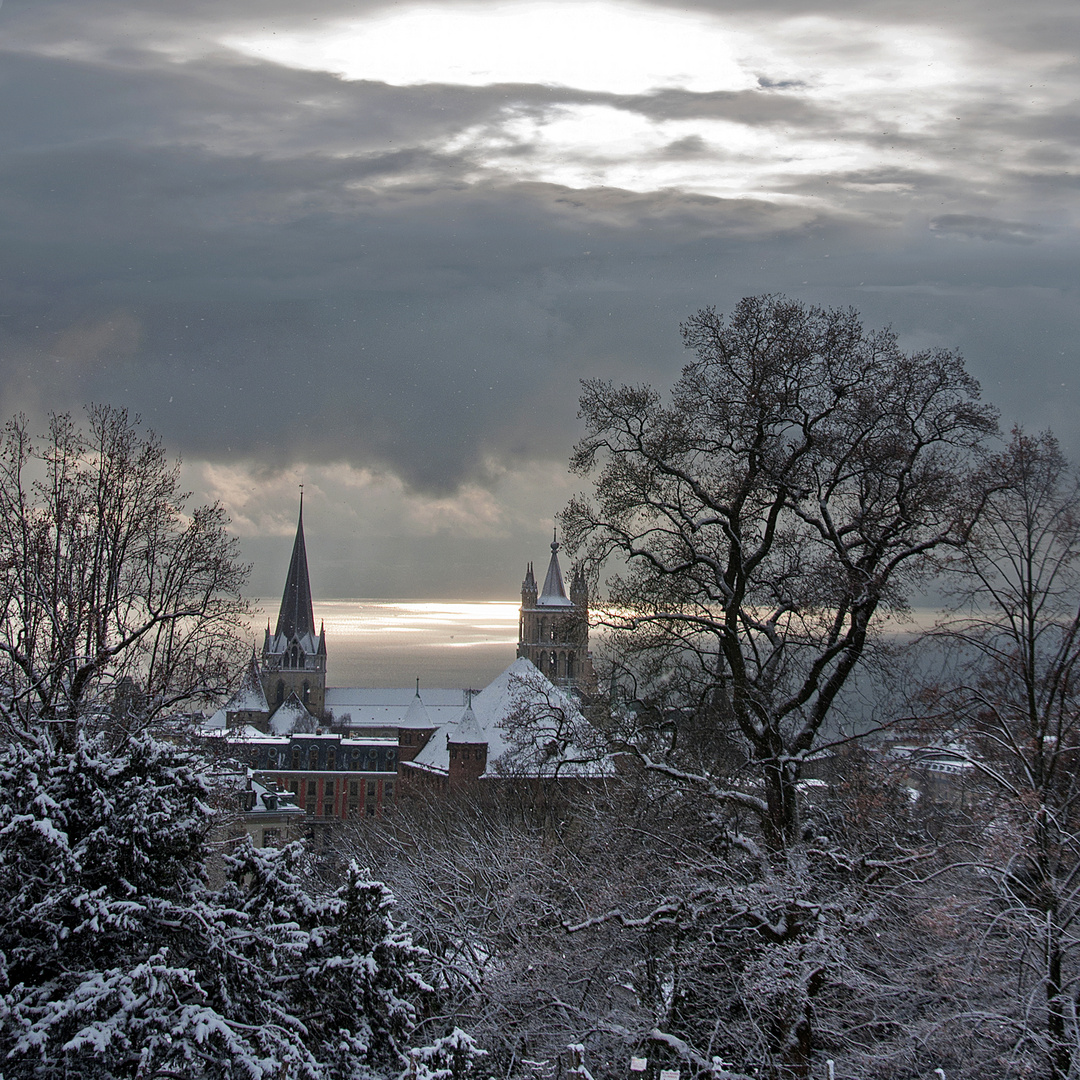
(761, 754, 800, 852)
(1047, 932, 1071, 1080)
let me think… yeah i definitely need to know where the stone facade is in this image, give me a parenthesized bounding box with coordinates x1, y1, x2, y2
(517, 533, 595, 691)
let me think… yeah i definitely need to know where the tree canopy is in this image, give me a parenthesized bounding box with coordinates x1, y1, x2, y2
(0, 405, 249, 734)
(565, 294, 997, 850)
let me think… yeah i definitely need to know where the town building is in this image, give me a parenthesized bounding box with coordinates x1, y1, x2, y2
(205, 502, 603, 823)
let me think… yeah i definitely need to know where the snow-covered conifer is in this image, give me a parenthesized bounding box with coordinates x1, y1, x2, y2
(0, 726, 446, 1078)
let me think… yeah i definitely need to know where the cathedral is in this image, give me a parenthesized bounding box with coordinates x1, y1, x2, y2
(210, 499, 600, 828)
(256, 500, 594, 718)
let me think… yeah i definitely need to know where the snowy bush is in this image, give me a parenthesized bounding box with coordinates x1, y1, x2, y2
(0, 726, 449, 1079)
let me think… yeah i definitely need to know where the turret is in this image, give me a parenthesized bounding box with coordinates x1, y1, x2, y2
(521, 561, 537, 608)
(447, 699, 488, 790)
(570, 565, 588, 610)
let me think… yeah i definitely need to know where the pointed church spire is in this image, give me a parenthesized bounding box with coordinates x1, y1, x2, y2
(539, 528, 571, 606)
(275, 494, 315, 640)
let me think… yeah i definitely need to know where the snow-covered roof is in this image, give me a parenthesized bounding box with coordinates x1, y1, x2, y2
(228, 723, 269, 740)
(221, 730, 398, 746)
(226, 652, 269, 715)
(248, 778, 304, 816)
(451, 703, 485, 744)
(402, 689, 432, 729)
(405, 657, 609, 779)
(325, 686, 465, 729)
(203, 707, 227, 731)
(269, 693, 317, 735)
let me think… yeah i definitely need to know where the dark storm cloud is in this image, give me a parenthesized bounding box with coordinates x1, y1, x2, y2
(930, 215, 1051, 244)
(0, 125, 817, 491)
(0, 0, 1078, 599)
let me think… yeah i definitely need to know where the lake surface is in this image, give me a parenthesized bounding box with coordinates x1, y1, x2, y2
(251, 599, 521, 690)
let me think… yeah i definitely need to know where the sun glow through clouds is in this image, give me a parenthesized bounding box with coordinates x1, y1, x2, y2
(225, 2, 755, 95)
(217, 1, 1071, 209)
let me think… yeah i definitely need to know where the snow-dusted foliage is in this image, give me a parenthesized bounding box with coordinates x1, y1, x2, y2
(0, 727, 435, 1078)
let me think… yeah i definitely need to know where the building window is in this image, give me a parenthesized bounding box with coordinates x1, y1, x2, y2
(385, 782, 394, 800)
(308, 749, 318, 770)
(325, 781, 335, 798)
(289, 780, 299, 796)
(450, 747, 457, 760)
(349, 781, 359, 796)
(367, 781, 376, 798)
(291, 746, 300, 769)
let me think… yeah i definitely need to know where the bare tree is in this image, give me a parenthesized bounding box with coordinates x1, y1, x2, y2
(564, 295, 995, 853)
(561, 296, 996, 1075)
(0, 405, 250, 735)
(927, 429, 1080, 1080)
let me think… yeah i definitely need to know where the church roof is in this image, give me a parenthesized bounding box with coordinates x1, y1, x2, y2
(226, 649, 269, 715)
(405, 657, 608, 778)
(538, 533, 574, 608)
(275, 496, 315, 640)
(269, 692, 318, 735)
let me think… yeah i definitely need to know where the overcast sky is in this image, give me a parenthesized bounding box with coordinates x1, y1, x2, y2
(1, 0, 1077, 598)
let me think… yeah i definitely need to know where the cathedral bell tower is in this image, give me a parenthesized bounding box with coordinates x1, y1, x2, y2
(517, 530, 594, 692)
(261, 494, 327, 718)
